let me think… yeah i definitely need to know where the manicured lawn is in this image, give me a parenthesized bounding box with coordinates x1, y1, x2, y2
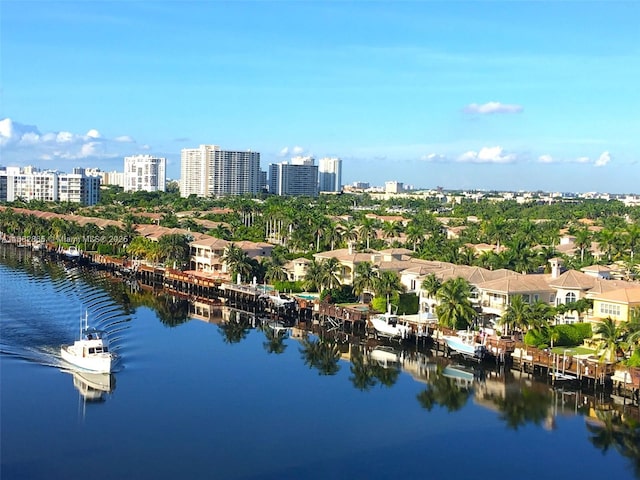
(551, 346, 596, 355)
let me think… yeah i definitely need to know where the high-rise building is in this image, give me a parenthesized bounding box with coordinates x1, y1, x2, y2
(268, 159, 319, 197)
(0, 166, 100, 205)
(318, 157, 342, 193)
(124, 155, 166, 192)
(180, 145, 261, 198)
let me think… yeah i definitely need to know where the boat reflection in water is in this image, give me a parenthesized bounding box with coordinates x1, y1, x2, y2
(68, 370, 116, 403)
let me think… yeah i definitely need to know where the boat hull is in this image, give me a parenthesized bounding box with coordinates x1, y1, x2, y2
(443, 336, 486, 359)
(61, 346, 115, 374)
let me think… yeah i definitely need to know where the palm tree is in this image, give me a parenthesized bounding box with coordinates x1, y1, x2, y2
(593, 317, 627, 362)
(222, 243, 254, 283)
(574, 227, 592, 264)
(435, 277, 476, 330)
(158, 233, 190, 269)
(263, 257, 288, 284)
(500, 295, 532, 336)
(303, 260, 324, 293)
(375, 270, 405, 309)
(358, 217, 378, 250)
(625, 223, 640, 262)
(381, 221, 402, 242)
(421, 274, 442, 299)
(405, 222, 425, 251)
(320, 257, 342, 291)
(352, 261, 378, 302)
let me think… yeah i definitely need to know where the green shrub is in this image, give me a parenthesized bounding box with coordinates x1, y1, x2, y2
(573, 322, 593, 340)
(273, 280, 303, 293)
(97, 244, 113, 255)
(551, 323, 592, 347)
(370, 293, 401, 314)
(320, 285, 357, 304)
(371, 296, 387, 313)
(524, 329, 548, 347)
(397, 293, 419, 315)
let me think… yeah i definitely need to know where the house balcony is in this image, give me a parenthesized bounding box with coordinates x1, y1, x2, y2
(480, 301, 506, 316)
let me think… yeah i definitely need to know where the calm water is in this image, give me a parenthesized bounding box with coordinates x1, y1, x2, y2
(1, 246, 639, 480)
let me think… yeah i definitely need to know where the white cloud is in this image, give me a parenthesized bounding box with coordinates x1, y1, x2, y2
(538, 154, 554, 163)
(575, 156, 591, 164)
(594, 151, 611, 167)
(458, 146, 516, 164)
(0, 117, 148, 165)
(56, 131, 75, 143)
(279, 145, 307, 157)
(422, 153, 447, 162)
(86, 129, 102, 139)
(463, 101, 524, 114)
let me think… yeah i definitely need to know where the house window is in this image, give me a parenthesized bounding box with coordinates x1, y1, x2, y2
(599, 303, 621, 317)
(565, 292, 576, 304)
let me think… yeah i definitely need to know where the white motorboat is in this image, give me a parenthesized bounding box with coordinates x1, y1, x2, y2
(60, 313, 117, 373)
(442, 330, 486, 360)
(63, 245, 81, 258)
(260, 292, 296, 308)
(369, 311, 412, 340)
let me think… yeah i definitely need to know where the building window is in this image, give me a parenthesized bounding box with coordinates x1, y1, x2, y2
(599, 303, 621, 317)
(565, 292, 576, 304)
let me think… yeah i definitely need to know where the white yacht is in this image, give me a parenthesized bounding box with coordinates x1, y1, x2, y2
(442, 330, 486, 360)
(369, 311, 412, 340)
(60, 313, 117, 373)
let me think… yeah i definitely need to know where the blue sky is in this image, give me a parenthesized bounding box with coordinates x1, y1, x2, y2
(1, 1, 639, 193)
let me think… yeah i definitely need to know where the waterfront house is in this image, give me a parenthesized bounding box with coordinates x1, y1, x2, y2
(591, 287, 640, 323)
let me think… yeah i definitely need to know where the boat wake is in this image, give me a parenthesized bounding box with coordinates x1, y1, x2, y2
(0, 251, 131, 372)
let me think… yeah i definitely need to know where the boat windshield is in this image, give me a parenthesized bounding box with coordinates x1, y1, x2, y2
(84, 330, 103, 340)
(88, 346, 107, 354)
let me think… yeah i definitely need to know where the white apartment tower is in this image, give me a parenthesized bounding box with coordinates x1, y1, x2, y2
(180, 145, 261, 198)
(0, 166, 100, 205)
(124, 155, 166, 192)
(268, 158, 319, 197)
(318, 157, 342, 192)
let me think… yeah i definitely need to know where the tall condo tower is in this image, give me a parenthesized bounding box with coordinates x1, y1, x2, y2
(180, 145, 261, 198)
(318, 157, 342, 193)
(268, 156, 319, 197)
(124, 154, 166, 192)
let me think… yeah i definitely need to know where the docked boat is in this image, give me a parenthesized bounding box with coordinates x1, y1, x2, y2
(63, 245, 81, 258)
(442, 330, 486, 360)
(60, 313, 117, 373)
(369, 311, 412, 340)
(260, 292, 296, 308)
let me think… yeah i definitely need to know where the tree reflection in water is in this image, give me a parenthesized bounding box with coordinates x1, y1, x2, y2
(218, 310, 251, 344)
(493, 385, 552, 430)
(349, 345, 401, 391)
(416, 365, 473, 412)
(300, 335, 341, 376)
(586, 410, 640, 477)
(261, 323, 288, 355)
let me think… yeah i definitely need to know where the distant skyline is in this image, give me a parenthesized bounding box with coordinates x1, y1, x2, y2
(1, 1, 638, 193)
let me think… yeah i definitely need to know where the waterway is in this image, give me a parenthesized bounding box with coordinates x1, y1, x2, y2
(1, 245, 639, 479)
